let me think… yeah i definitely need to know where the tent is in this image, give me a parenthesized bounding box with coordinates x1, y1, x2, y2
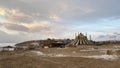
(71, 33, 92, 45)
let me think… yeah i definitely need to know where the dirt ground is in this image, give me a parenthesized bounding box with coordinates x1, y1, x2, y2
(0, 45, 120, 68)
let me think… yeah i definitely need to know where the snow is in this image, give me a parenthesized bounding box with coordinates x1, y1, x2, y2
(31, 51, 68, 57)
(32, 51, 119, 60)
(55, 54, 66, 57)
(80, 48, 120, 54)
(81, 55, 118, 60)
(31, 51, 45, 56)
(113, 46, 120, 49)
(80, 48, 109, 52)
(51, 54, 68, 57)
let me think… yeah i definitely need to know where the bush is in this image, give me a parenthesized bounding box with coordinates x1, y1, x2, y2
(106, 50, 113, 55)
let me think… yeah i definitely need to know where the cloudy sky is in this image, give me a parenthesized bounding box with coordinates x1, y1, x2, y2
(0, 0, 120, 43)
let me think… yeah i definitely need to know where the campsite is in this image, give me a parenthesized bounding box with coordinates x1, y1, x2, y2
(0, 33, 120, 68)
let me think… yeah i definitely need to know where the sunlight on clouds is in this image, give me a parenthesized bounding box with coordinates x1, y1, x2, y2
(22, 21, 51, 29)
(0, 8, 19, 16)
(8, 9, 21, 16)
(0, 0, 120, 42)
(49, 15, 60, 21)
(0, 26, 19, 35)
(0, 8, 33, 23)
(0, 8, 5, 16)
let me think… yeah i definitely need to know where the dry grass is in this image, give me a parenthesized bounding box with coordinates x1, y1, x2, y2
(0, 45, 120, 68)
(0, 54, 120, 68)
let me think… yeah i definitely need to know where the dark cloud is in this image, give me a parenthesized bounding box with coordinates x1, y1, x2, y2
(1, 23, 29, 31)
(113, 32, 120, 36)
(0, 22, 72, 37)
(97, 32, 120, 41)
(0, 22, 53, 33)
(0, 30, 30, 43)
(0, 0, 120, 22)
(0, 0, 120, 42)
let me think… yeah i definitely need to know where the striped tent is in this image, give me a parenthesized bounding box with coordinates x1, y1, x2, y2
(72, 33, 92, 45)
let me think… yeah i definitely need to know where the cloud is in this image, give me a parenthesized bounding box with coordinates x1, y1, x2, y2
(0, 22, 74, 43)
(0, 23, 29, 31)
(0, 0, 120, 42)
(0, 21, 73, 39)
(0, 0, 119, 22)
(0, 30, 30, 43)
(0, 21, 53, 32)
(0, 8, 6, 16)
(97, 32, 120, 41)
(0, 8, 33, 23)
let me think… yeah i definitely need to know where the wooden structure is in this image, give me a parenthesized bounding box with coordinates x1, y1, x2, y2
(51, 42, 66, 48)
(15, 42, 40, 50)
(42, 41, 66, 48)
(71, 33, 92, 46)
(2, 46, 14, 51)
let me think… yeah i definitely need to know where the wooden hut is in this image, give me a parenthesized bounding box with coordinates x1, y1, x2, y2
(2, 46, 14, 51)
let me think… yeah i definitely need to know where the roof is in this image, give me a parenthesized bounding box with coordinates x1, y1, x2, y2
(3, 46, 14, 48)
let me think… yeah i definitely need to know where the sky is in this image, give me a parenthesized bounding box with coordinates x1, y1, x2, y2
(0, 0, 120, 43)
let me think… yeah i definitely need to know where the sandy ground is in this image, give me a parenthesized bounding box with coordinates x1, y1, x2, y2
(0, 45, 120, 68)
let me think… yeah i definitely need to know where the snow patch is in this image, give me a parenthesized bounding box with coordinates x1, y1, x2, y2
(113, 46, 120, 49)
(55, 54, 66, 57)
(80, 48, 120, 54)
(31, 51, 68, 57)
(81, 55, 118, 60)
(80, 48, 109, 52)
(51, 54, 68, 57)
(32, 51, 45, 56)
